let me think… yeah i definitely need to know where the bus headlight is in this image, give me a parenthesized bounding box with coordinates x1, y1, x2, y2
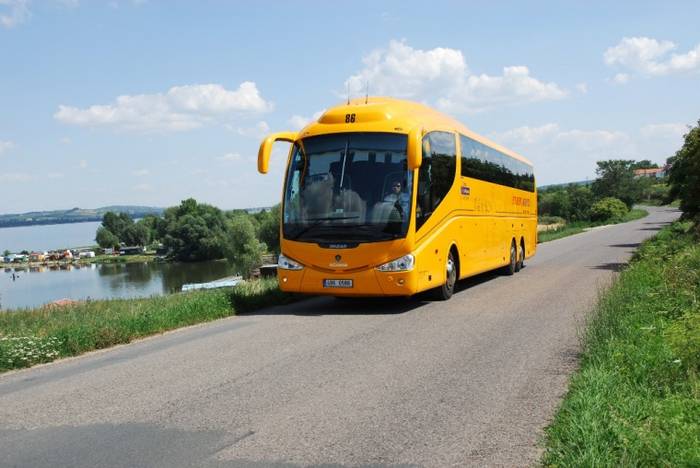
(376, 254, 414, 272)
(278, 253, 304, 270)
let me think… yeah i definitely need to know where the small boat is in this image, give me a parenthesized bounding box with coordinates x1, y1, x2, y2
(181, 275, 243, 292)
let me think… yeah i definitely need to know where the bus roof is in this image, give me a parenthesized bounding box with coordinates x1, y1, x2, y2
(297, 97, 533, 167)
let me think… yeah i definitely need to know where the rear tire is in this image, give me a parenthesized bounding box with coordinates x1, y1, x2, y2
(503, 241, 517, 276)
(431, 250, 457, 300)
(516, 240, 525, 272)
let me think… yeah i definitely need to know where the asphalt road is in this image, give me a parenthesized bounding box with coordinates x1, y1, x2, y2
(0, 206, 680, 468)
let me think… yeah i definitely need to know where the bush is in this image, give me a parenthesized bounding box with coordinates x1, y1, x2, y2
(538, 216, 565, 225)
(590, 197, 628, 223)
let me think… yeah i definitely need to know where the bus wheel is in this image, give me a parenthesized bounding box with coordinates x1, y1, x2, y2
(516, 240, 525, 272)
(432, 250, 457, 300)
(503, 241, 517, 276)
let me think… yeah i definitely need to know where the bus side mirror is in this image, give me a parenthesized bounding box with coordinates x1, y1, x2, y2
(258, 132, 298, 174)
(407, 127, 422, 170)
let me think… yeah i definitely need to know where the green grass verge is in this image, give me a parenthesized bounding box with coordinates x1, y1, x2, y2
(0, 278, 300, 373)
(542, 221, 700, 466)
(538, 223, 588, 243)
(538, 208, 649, 244)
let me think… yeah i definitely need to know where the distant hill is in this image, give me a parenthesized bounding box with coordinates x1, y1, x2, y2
(0, 206, 164, 228)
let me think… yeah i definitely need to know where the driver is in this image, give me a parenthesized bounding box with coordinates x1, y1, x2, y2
(384, 179, 410, 218)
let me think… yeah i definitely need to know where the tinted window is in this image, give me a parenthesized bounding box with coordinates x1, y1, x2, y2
(416, 131, 457, 230)
(282, 132, 413, 243)
(460, 134, 534, 191)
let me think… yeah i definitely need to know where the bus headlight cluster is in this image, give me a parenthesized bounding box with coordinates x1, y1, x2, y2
(278, 253, 304, 270)
(376, 254, 414, 272)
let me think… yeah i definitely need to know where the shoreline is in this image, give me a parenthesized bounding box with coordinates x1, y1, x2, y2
(1, 253, 158, 269)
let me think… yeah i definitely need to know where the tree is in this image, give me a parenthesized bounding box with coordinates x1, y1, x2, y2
(161, 198, 230, 261)
(566, 184, 595, 221)
(591, 160, 641, 209)
(101, 211, 134, 240)
(667, 121, 700, 219)
(122, 222, 151, 246)
(631, 159, 659, 170)
(257, 205, 281, 254)
(590, 197, 628, 223)
(96, 226, 120, 249)
(3, 249, 10, 257)
(138, 215, 164, 245)
(224, 215, 265, 278)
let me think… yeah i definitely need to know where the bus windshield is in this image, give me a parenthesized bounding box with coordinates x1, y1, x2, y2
(283, 132, 412, 243)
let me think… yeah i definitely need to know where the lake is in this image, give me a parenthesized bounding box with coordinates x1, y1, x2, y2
(1, 259, 243, 311)
(0, 221, 103, 253)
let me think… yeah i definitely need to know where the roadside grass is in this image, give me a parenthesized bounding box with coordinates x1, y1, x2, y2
(0, 278, 299, 373)
(542, 221, 700, 466)
(538, 208, 649, 244)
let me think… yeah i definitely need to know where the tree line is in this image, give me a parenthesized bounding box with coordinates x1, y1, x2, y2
(538, 159, 670, 223)
(95, 199, 280, 276)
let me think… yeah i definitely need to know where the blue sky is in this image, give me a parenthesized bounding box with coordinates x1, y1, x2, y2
(1, 1, 698, 213)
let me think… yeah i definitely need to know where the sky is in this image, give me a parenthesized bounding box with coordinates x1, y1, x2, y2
(1, 1, 698, 213)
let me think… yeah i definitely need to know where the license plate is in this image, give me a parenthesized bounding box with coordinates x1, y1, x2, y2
(323, 279, 353, 288)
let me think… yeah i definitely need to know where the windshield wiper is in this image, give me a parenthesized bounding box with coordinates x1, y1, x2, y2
(290, 216, 359, 240)
(305, 216, 359, 222)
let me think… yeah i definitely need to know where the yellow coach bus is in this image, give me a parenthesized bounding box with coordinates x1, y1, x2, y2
(257, 97, 536, 300)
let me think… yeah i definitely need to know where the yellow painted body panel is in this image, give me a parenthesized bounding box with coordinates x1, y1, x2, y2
(264, 97, 537, 297)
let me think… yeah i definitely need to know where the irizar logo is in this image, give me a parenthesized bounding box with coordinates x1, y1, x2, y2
(330, 254, 348, 268)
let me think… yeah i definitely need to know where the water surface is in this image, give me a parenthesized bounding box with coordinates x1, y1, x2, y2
(1, 260, 242, 311)
(0, 221, 102, 253)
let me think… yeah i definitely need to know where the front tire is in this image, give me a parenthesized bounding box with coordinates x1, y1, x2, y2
(432, 250, 457, 300)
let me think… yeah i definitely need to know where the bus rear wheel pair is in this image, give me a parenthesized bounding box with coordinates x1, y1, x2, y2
(504, 240, 525, 276)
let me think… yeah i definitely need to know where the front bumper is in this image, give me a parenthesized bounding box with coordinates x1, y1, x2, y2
(277, 265, 417, 297)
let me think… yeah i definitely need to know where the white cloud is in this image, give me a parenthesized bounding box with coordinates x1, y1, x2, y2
(491, 124, 635, 184)
(344, 40, 566, 113)
(288, 110, 325, 130)
(612, 73, 630, 84)
(491, 121, 691, 184)
(235, 120, 270, 138)
(60, 137, 72, 144)
(47, 172, 65, 179)
(77, 159, 87, 169)
(493, 123, 560, 145)
(0, 140, 15, 155)
(553, 128, 632, 154)
(494, 123, 632, 155)
(54, 81, 273, 133)
(640, 123, 688, 139)
(132, 168, 149, 177)
(575, 83, 588, 93)
(0, 0, 30, 28)
(604, 36, 700, 76)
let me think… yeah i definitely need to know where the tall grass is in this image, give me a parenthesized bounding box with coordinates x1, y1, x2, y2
(542, 221, 700, 466)
(0, 278, 298, 372)
(538, 208, 648, 243)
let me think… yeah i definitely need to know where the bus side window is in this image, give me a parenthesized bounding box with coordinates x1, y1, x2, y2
(416, 131, 457, 231)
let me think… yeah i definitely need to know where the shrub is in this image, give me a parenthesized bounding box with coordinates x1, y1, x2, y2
(538, 216, 565, 225)
(590, 197, 628, 223)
